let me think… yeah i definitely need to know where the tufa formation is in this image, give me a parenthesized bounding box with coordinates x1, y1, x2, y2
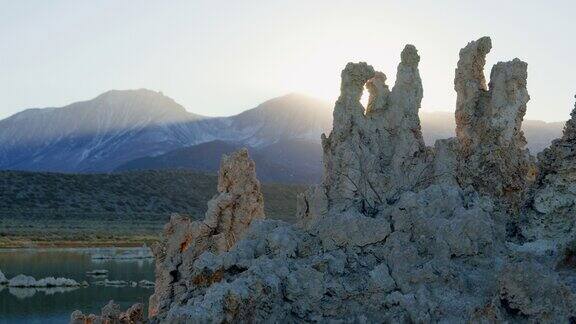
(522, 96, 576, 241)
(321, 45, 431, 216)
(73, 37, 576, 323)
(148, 148, 265, 320)
(71, 301, 144, 324)
(454, 37, 533, 211)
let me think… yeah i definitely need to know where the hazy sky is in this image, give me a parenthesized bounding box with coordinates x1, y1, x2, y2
(1, 0, 575, 121)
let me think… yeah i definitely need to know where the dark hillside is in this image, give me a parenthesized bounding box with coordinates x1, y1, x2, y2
(0, 170, 305, 247)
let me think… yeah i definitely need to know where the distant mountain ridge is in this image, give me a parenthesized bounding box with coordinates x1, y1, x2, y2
(0, 89, 217, 172)
(0, 90, 331, 174)
(0, 89, 565, 182)
(229, 94, 332, 146)
(115, 139, 323, 184)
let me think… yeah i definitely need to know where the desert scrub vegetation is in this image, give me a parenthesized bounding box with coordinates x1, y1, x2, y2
(0, 170, 305, 247)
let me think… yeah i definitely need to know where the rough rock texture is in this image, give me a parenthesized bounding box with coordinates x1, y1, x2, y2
(148, 148, 265, 319)
(156, 184, 575, 322)
(522, 96, 576, 241)
(454, 37, 533, 211)
(319, 45, 433, 216)
(120, 303, 146, 324)
(71, 301, 144, 324)
(138, 37, 576, 323)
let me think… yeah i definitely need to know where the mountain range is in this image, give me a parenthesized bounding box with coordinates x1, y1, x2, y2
(0, 89, 565, 183)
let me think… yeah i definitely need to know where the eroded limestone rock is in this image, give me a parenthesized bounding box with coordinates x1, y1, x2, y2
(75, 37, 576, 323)
(148, 148, 265, 319)
(454, 37, 533, 211)
(161, 184, 509, 323)
(71, 301, 144, 324)
(145, 37, 576, 323)
(320, 45, 433, 217)
(523, 96, 576, 241)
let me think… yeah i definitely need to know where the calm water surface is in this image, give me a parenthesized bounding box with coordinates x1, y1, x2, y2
(0, 248, 154, 324)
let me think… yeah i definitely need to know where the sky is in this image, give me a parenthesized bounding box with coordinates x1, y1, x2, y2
(0, 0, 574, 122)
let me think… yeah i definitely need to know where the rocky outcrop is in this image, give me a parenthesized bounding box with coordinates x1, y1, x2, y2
(319, 45, 432, 217)
(522, 96, 576, 241)
(71, 301, 144, 324)
(454, 37, 533, 211)
(138, 37, 575, 323)
(158, 183, 575, 322)
(74, 37, 576, 323)
(148, 148, 265, 319)
(7, 274, 83, 287)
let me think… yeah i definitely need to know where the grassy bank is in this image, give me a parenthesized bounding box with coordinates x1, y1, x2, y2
(0, 213, 166, 248)
(0, 170, 306, 248)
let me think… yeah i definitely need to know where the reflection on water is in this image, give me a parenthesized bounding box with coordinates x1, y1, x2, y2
(0, 248, 154, 324)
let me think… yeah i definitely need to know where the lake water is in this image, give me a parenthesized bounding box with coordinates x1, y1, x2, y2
(0, 247, 154, 324)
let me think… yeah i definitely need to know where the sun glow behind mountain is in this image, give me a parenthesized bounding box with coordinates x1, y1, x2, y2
(0, 1, 575, 122)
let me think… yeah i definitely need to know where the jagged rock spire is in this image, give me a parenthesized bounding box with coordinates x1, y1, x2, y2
(454, 36, 492, 145)
(331, 62, 375, 138)
(148, 148, 265, 319)
(455, 36, 530, 151)
(391, 45, 424, 126)
(319, 45, 431, 216)
(454, 36, 532, 210)
(207, 149, 265, 251)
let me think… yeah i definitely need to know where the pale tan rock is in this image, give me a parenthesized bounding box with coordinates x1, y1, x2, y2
(205, 148, 265, 252)
(148, 148, 264, 319)
(318, 45, 433, 217)
(523, 96, 576, 240)
(151, 38, 576, 324)
(454, 36, 533, 211)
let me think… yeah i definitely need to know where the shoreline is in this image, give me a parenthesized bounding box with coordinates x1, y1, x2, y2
(0, 239, 157, 249)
